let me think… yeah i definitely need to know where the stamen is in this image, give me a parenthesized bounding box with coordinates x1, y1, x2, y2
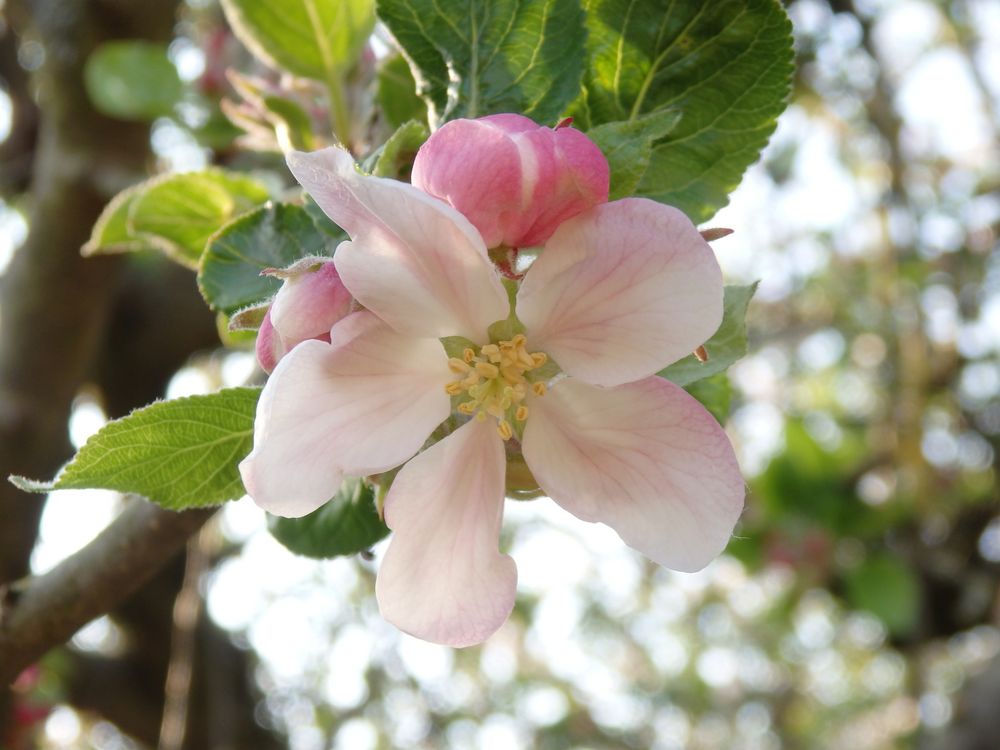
(497, 420, 513, 440)
(448, 335, 550, 433)
(475, 361, 500, 378)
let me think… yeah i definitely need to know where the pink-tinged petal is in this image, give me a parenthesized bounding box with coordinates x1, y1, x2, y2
(286, 147, 507, 341)
(254, 308, 286, 375)
(522, 377, 744, 572)
(239, 312, 452, 516)
(270, 259, 353, 345)
(412, 115, 608, 249)
(517, 198, 724, 387)
(376, 419, 516, 647)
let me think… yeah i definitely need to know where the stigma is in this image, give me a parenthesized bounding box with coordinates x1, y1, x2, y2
(445, 334, 548, 440)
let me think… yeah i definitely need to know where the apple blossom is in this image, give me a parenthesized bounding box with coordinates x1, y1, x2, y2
(411, 114, 609, 249)
(239, 133, 744, 647)
(254, 258, 353, 373)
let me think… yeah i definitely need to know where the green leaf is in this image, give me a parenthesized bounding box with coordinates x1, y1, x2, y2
(261, 95, 317, 151)
(82, 183, 152, 256)
(587, 109, 681, 200)
(377, 0, 586, 125)
(84, 41, 183, 121)
(660, 282, 757, 387)
(10, 388, 260, 510)
(199, 203, 341, 315)
(844, 555, 921, 637)
(684, 372, 732, 424)
(304, 195, 347, 239)
(578, 0, 794, 221)
(371, 120, 429, 178)
(220, 0, 375, 80)
(376, 53, 427, 129)
(129, 171, 271, 268)
(269, 478, 390, 558)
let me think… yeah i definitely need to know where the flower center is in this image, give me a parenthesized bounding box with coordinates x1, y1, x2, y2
(445, 334, 548, 441)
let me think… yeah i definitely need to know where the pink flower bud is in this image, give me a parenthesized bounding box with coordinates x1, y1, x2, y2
(254, 309, 286, 374)
(255, 259, 353, 373)
(411, 114, 609, 249)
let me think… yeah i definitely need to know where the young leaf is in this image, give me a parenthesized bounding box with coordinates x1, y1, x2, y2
(128, 171, 271, 268)
(371, 120, 429, 178)
(659, 282, 757, 387)
(199, 203, 341, 315)
(220, 0, 375, 80)
(268, 478, 390, 558)
(10, 388, 260, 510)
(83, 183, 153, 256)
(261, 95, 317, 152)
(587, 109, 681, 199)
(377, 0, 586, 125)
(376, 54, 428, 129)
(84, 41, 183, 121)
(578, 0, 794, 222)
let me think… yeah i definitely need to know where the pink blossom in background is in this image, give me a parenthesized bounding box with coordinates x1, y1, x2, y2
(254, 259, 353, 373)
(411, 114, 609, 249)
(240, 126, 743, 647)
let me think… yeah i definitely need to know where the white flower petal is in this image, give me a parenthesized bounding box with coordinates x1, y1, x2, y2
(517, 198, 724, 387)
(376, 419, 516, 647)
(287, 147, 509, 341)
(522, 377, 744, 572)
(239, 312, 452, 517)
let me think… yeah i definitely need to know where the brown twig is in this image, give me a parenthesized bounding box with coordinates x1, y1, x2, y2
(158, 531, 209, 750)
(0, 500, 214, 686)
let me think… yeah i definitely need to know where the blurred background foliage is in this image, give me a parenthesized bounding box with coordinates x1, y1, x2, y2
(1, 0, 999, 748)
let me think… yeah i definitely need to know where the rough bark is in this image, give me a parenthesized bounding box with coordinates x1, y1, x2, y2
(0, 500, 214, 686)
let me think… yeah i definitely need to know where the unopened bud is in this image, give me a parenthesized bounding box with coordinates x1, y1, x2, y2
(412, 114, 609, 249)
(255, 258, 353, 373)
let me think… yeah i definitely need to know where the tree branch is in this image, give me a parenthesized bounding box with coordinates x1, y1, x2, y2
(0, 500, 214, 686)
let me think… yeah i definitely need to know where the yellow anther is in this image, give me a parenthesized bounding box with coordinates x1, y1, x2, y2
(448, 357, 471, 374)
(497, 420, 513, 441)
(475, 361, 500, 378)
(446, 335, 549, 433)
